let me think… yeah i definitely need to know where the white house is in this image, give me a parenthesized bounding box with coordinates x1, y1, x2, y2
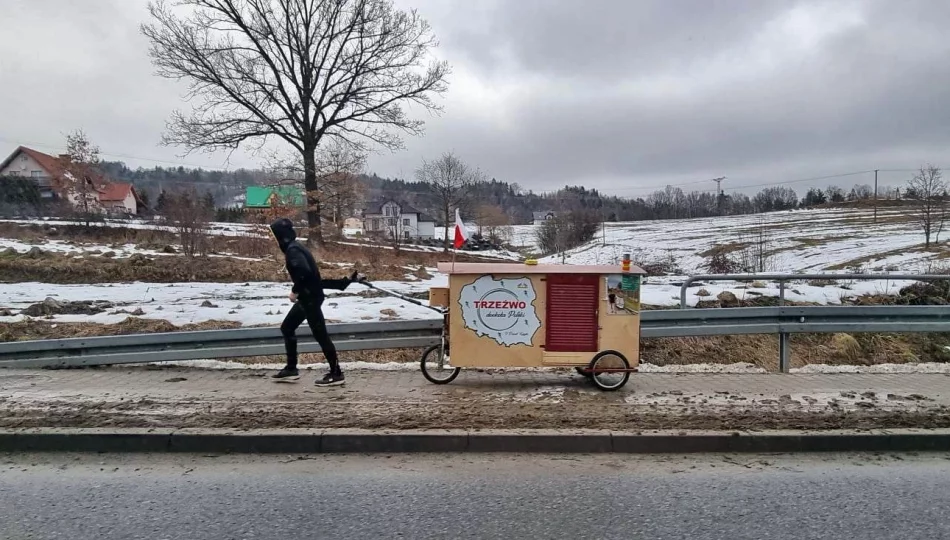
(0, 146, 142, 214)
(363, 200, 436, 240)
(533, 210, 556, 226)
(0, 146, 61, 199)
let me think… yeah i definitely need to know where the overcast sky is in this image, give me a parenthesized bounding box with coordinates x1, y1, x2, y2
(2, 0, 948, 196)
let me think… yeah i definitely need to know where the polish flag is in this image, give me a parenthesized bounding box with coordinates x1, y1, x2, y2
(453, 208, 469, 249)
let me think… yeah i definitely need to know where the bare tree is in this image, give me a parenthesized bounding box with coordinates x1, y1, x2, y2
(142, 0, 450, 246)
(908, 164, 948, 248)
(416, 152, 480, 251)
(162, 189, 213, 257)
(58, 130, 103, 226)
(476, 203, 511, 244)
(272, 140, 366, 238)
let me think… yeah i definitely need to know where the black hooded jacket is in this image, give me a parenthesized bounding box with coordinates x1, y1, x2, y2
(270, 218, 349, 303)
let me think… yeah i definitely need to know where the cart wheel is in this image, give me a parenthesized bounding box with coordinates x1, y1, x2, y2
(588, 351, 630, 391)
(574, 367, 593, 378)
(420, 343, 460, 385)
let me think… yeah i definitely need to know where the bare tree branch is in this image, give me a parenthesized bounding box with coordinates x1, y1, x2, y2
(416, 152, 481, 252)
(142, 0, 449, 245)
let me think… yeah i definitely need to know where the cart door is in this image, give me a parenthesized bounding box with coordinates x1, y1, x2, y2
(545, 274, 599, 352)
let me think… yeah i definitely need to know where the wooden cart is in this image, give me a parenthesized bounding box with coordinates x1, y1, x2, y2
(422, 260, 647, 391)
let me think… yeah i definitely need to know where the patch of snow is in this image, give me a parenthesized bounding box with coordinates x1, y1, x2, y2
(790, 363, 950, 374)
(136, 360, 950, 375)
(638, 362, 768, 373)
(0, 278, 446, 326)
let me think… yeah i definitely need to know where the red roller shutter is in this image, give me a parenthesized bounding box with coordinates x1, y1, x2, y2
(545, 274, 599, 352)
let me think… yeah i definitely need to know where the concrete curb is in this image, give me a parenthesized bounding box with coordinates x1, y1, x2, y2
(3, 428, 950, 454)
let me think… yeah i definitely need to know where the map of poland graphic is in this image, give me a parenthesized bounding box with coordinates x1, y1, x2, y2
(458, 275, 541, 347)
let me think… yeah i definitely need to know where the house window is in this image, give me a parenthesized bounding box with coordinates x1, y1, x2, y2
(384, 207, 391, 217)
(8, 171, 19, 176)
(403, 218, 410, 226)
(388, 218, 396, 226)
(404, 230, 410, 239)
(30, 170, 44, 177)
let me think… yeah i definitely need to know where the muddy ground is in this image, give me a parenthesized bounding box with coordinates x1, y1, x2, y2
(0, 221, 492, 283)
(2, 394, 949, 431)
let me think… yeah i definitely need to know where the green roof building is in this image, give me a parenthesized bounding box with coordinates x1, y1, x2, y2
(244, 185, 305, 208)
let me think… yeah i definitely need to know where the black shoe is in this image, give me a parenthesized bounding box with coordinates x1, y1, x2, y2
(272, 367, 300, 382)
(315, 372, 345, 387)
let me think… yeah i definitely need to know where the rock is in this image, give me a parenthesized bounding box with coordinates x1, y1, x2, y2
(24, 247, 46, 259)
(131, 307, 145, 316)
(0, 308, 13, 317)
(0, 247, 17, 258)
(101, 251, 116, 258)
(162, 245, 178, 254)
(751, 281, 767, 289)
(21, 297, 113, 317)
(128, 253, 150, 266)
(695, 288, 711, 297)
(717, 291, 740, 308)
(200, 300, 219, 308)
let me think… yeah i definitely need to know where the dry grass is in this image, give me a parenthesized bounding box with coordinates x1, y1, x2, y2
(0, 317, 241, 342)
(644, 332, 950, 370)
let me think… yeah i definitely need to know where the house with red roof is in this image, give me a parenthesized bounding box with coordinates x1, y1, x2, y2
(0, 146, 143, 215)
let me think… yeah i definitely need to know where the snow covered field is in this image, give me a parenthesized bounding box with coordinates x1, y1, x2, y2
(0, 277, 447, 326)
(0, 206, 945, 327)
(513, 207, 944, 276)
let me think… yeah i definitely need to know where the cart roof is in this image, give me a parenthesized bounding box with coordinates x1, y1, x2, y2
(436, 262, 647, 275)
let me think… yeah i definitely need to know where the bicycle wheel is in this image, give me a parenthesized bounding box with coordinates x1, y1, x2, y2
(420, 343, 460, 384)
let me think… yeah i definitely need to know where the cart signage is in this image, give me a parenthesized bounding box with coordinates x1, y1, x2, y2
(459, 275, 541, 347)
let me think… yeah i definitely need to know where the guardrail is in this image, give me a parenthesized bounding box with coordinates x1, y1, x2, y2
(677, 273, 949, 371)
(1, 306, 948, 372)
(0, 319, 443, 369)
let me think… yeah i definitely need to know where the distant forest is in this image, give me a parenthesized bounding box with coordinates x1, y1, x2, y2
(96, 161, 899, 225)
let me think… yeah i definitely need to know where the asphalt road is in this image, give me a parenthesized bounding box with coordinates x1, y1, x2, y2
(2, 452, 950, 539)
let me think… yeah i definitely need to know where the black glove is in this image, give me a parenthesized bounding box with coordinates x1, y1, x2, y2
(350, 270, 367, 284)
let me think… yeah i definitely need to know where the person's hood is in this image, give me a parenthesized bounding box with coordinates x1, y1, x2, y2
(269, 218, 296, 252)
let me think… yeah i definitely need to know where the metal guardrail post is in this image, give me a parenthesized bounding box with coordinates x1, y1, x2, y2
(778, 332, 791, 373)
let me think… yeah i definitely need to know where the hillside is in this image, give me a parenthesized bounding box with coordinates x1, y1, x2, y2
(521, 206, 946, 276)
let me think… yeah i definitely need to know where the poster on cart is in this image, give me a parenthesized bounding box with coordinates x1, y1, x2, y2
(458, 275, 541, 347)
(605, 274, 641, 314)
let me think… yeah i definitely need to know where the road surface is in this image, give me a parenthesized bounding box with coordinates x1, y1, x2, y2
(1, 452, 949, 539)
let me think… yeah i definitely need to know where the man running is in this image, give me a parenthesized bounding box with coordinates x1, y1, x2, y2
(269, 217, 364, 386)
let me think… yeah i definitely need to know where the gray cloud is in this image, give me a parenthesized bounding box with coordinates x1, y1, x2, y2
(2, 0, 949, 195)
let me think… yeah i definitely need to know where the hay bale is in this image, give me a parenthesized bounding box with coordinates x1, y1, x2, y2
(717, 291, 740, 308)
(829, 333, 863, 363)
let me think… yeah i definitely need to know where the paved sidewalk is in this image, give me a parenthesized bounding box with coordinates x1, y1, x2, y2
(2, 367, 950, 431)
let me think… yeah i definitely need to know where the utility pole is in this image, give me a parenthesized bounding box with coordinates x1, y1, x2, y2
(873, 169, 879, 224)
(712, 176, 726, 215)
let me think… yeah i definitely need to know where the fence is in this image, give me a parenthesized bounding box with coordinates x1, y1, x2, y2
(676, 273, 950, 371)
(1, 307, 948, 372)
